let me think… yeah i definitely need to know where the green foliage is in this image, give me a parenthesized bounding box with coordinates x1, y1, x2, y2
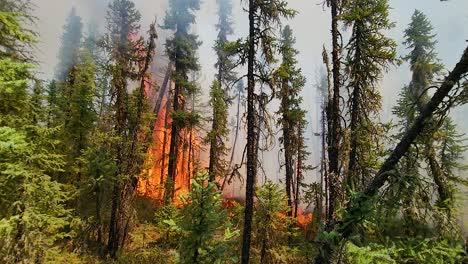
(178, 172, 239, 264)
(154, 205, 183, 248)
(206, 80, 230, 180)
(0, 125, 72, 264)
(275, 25, 310, 216)
(342, 0, 397, 192)
(344, 238, 466, 264)
(0, 4, 73, 262)
(390, 9, 466, 229)
(251, 181, 303, 263)
(116, 248, 177, 264)
(0, 58, 32, 126)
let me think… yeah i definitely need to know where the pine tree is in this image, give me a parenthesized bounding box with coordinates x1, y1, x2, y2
(275, 25, 307, 216)
(342, 0, 397, 192)
(162, 0, 202, 204)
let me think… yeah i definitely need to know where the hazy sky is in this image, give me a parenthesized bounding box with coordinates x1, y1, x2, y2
(31, 0, 468, 187)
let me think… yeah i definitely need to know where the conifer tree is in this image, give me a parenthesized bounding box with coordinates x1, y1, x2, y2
(162, 0, 201, 203)
(240, 1, 295, 262)
(178, 172, 238, 263)
(325, 0, 345, 226)
(343, 0, 397, 192)
(275, 25, 307, 216)
(56, 7, 83, 82)
(392, 10, 465, 223)
(208, 0, 236, 182)
(0, 2, 71, 262)
(62, 50, 98, 185)
(101, 0, 157, 256)
(253, 181, 296, 263)
(207, 80, 230, 182)
(314, 47, 468, 264)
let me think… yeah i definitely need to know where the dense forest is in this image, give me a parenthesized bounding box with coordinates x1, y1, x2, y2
(0, 0, 467, 263)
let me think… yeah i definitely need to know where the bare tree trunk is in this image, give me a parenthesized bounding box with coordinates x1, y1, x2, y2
(221, 87, 242, 191)
(326, 0, 342, 225)
(281, 78, 294, 216)
(159, 98, 171, 197)
(165, 75, 182, 204)
(241, 0, 257, 262)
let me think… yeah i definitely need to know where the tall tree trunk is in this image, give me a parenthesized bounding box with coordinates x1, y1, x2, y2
(107, 70, 128, 257)
(327, 0, 342, 225)
(241, 0, 257, 262)
(159, 98, 171, 197)
(321, 106, 328, 220)
(281, 79, 294, 216)
(315, 47, 468, 263)
(347, 22, 363, 192)
(165, 64, 182, 204)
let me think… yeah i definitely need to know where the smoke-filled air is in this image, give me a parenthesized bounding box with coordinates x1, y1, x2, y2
(1, 0, 468, 263)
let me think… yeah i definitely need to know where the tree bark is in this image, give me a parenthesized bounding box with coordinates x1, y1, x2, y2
(281, 78, 294, 216)
(241, 0, 257, 262)
(327, 0, 342, 225)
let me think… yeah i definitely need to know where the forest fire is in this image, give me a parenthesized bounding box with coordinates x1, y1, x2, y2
(137, 62, 200, 203)
(222, 193, 313, 227)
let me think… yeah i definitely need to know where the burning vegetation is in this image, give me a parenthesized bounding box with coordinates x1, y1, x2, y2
(1, 0, 468, 263)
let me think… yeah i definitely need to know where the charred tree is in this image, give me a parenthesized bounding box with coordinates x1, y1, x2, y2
(326, 0, 343, 225)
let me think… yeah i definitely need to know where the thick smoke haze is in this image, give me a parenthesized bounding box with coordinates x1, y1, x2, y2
(32, 0, 468, 218)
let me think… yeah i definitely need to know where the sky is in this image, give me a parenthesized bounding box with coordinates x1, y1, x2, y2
(31, 0, 468, 200)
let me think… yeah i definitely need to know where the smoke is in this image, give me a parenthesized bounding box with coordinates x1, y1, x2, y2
(31, 0, 468, 215)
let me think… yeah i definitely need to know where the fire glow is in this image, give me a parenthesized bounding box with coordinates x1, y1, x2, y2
(137, 62, 200, 202)
(136, 62, 311, 227)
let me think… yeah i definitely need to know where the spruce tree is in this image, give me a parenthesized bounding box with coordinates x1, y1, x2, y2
(392, 10, 465, 225)
(207, 80, 230, 183)
(275, 25, 307, 216)
(343, 0, 397, 192)
(101, 0, 156, 256)
(162, 0, 201, 204)
(178, 172, 237, 263)
(240, 1, 295, 262)
(56, 7, 83, 82)
(0, 3, 71, 262)
(208, 0, 236, 182)
(253, 182, 295, 263)
(62, 50, 98, 186)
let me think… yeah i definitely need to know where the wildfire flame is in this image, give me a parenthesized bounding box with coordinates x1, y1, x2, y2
(138, 62, 200, 203)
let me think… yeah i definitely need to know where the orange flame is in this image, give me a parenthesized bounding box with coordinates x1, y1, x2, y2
(138, 67, 201, 203)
